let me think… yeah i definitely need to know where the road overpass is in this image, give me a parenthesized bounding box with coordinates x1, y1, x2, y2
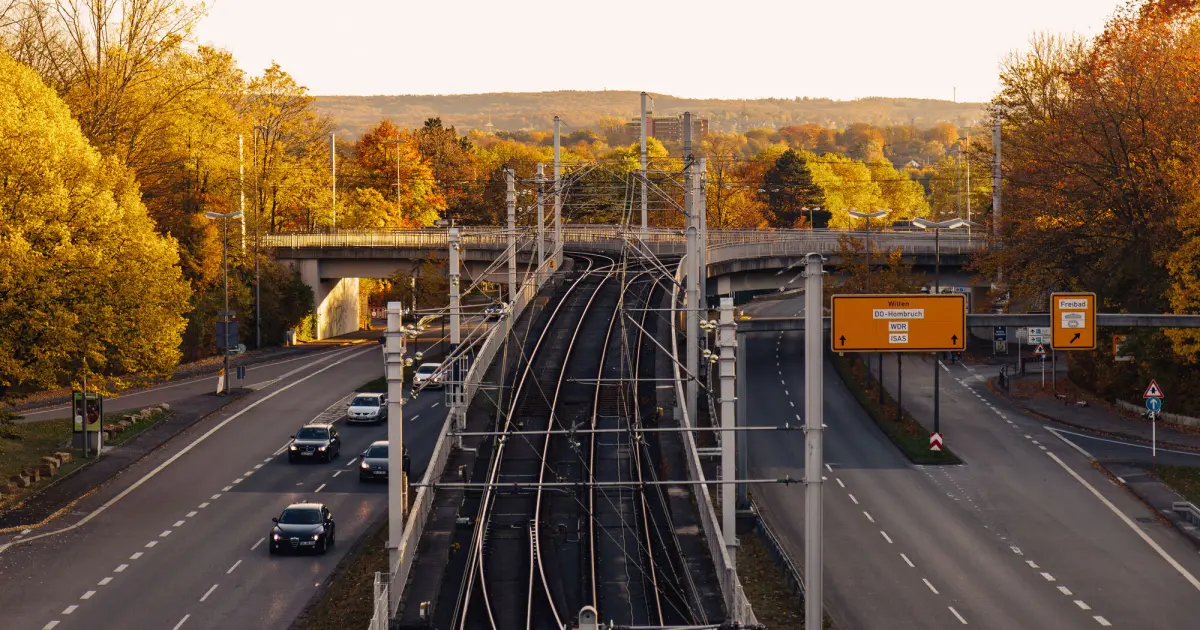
(267, 226, 987, 339)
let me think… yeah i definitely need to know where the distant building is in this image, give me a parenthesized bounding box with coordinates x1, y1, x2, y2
(624, 115, 708, 143)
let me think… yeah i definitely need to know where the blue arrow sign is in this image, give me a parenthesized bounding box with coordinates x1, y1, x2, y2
(1146, 397, 1162, 413)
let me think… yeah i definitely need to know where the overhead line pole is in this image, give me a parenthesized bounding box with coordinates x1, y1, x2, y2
(384, 301, 406, 615)
(554, 116, 563, 265)
(506, 168, 517, 310)
(640, 91, 649, 240)
(537, 163, 545, 279)
(804, 252, 825, 630)
(684, 112, 699, 426)
(719, 296, 737, 567)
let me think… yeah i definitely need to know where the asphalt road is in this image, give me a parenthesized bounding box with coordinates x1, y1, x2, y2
(0, 343, 455, 630)
(742, 298, 1200, 630)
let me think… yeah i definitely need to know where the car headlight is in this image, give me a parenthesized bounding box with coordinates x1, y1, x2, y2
(289, 445, 297, 451)
(312, 534, 320, 541)
(318, 446, 326, 451)
(360, 461, 369, 469)
(272, 533, 281, 541)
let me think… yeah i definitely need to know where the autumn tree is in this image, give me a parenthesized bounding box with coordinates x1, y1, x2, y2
(346, 119, 444, 227)
(760, 149, 826, 228)
(0, 53, 190, 396)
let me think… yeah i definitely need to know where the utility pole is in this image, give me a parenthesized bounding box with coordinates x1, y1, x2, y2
(640, 91, 649, 241)
(684, 112, 699, 426)
(506, 168, 517, 311)
(536, 163, 545, 278)
(736, 326, 749, 509)
(803, 253, 825, 630)
(238, 135, 245, 248)
(331, 132, 337, 230)
(698, 156, 708, 313)
(384, 301, 406, 614)
(965, 135, 972, 240)
(449, 228, 463, 440)
(554, 116, 563, 264)
(992, 121, 1002, 239)
(252, 126, 264, 350)
(719, 296, 737, 567)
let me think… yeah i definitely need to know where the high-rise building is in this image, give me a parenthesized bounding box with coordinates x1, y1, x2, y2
(624, 115, 708, 143)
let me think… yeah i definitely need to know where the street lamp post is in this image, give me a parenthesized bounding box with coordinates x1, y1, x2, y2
(912, 217, 972, 445)
(384, 139, 408, 209)
(205, 210, 244, 394)
(848, 209, 888, 387)
(252, 124, 267, 350)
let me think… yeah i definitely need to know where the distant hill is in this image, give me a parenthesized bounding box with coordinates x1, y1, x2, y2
(313, 91, 988, 139)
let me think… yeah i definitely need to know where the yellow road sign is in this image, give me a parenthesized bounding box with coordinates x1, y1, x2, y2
(1051, 292, 1096, 350)
(830, 294, 967, 352)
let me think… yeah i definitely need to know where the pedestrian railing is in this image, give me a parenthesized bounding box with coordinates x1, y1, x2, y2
(366, 571, 389, 630)
(1173, 501, 1200, 528)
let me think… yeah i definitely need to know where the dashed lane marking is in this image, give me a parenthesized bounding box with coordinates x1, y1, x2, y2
(200, 584, 218, 602)
(185, 512, 197, 518)
(315, 484, 327, 493)
(836, 479, 845, 488)
(172, 614, 190, 630)
(949, 606, 968, 625)
(222, 486, 233, 492)
(848, 494, 859, 505)
(1058, 586, 1073, 596)
(1041, 572, 1056, 582)
(62, 606, 77, 615)
(130, 552, 143, 560)
(174, 520, 185, 527)
(80, 591, 95, 600)
(1075, 600, 1091, 610)
(251, 537, 265, 551)
(42, 622, 59, 629)
(1094, 616, 1111, 626)
(97, 577, 111, 585)
(901, 553, 915, 568)
(160, 530, 172, 537)
(114, 564, 128, 573)
(227, 559, 242, 574)
(880, 531, 893, 544)
(145, 541, 157, 548)
(198, 502, 209, 509)
(923, 578, 939, 594)
(1026, 560, 1039, 569)
(864, 511, 875, 523)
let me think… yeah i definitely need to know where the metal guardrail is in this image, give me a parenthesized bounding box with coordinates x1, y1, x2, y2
(367, 572, 389, 630)
(1173, 501, 1200, 527)
(752, 500, 805, 608)
(383, 249, 560, 622)
(670, 261, 758, 625)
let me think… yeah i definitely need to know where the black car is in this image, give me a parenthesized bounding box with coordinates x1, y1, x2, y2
(268, 502, 336, 555)
(358, 441, 411, 482)
(287, 423, 341, 463)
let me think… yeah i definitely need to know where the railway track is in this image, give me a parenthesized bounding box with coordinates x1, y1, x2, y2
(449, 252, 693, 629)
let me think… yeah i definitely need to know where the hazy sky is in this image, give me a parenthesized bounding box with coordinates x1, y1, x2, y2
(194, 0, 1118, 102)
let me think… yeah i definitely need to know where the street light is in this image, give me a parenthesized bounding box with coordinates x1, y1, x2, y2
(252, 124, 268, 350)
(384, 139, 409, 209)
(800, 206, 823, 230)
(205, 210, 244, 394)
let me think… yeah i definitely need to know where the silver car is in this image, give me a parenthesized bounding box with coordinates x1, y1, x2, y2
(346, 393, 387, 424)
(358, 440, 410, 482)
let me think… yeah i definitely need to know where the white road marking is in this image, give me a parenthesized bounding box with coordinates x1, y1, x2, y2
(1031, 440, 1040, 445)
(1075, 600, 1091, 610)
(222, 486, 233, 492)
(789, 401, 795, 407)
(198, 502, 209, 509)
(824, 464, 833, 473)
(200, 584, 218, 602)
(254, 464, 264, 469)
(880, 531, 893, 544)
(795, 414, 802, 422)
(1041, 572, 1056, 582)
(409, 415, 419, 422)
(174, 520, 185, 526)
(80, 591, 95, 600)
(43, 622, 59, 629)
(160, 530, 172, 537)
(227, 559, 242, 574)
(1058, 586, 1073, 595)
(98, 577, 111, 585)
(114, 564, 128, 573)
(233, 478, 244, 484)
(62, 606, 77, 615)
(346, 457, 358, 467)
(432, 402, 440, 408)
(1039, 445, 1048, 451)
(172, 614, 190, 630)
(1094, 616, 1111, 626)
(186, 511, 197, 518)
(949, 606, 968, 624)
(848, 494, 859, 505)
(1026, 560, 1039, 569)
(864, 511, 875, 523)
(251, 537, 265, 551)
(20, 529, 30, 535)
(836, 478, 845, 488)
(784, 390, 789, 396)
(264, 457, 273, 463)
(211, 494, 222, 500)
(1046, 450, 1200, 592)
(1050, 427, 1200, 458)
(1024, 435, 1032, 439)
(0, 349, 374, 555)
(901, 553, 915, 568)
(130, 552, 143, 560)
(314, 483, 327, 493)
(923, 578, 939, 594)
(332, 470, 343, 477)
(145, 541, 157, 548)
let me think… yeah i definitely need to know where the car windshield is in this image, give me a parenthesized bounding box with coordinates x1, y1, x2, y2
(416, 365, 437, 375)
(296, 427, 328, 440)
(350, 396, 379, 407)
(278, 507, 321, 524)
(366, 444, 388, 458)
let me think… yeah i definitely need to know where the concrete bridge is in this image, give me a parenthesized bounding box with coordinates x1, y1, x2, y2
(266, 226, 988, 338)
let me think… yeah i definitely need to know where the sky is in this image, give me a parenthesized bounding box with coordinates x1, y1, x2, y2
(194, 0, 1119, 102)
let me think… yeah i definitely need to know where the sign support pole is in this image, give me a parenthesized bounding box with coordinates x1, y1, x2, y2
(803, 253, 825, 630)
(897, 353, 903, 423)
(933, 353, 940, 437)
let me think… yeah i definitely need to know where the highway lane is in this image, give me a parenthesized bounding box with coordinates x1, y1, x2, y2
(877, 353, 1200, 628)
(744, 298, 1092, 630)
(0, 344, 454, 630)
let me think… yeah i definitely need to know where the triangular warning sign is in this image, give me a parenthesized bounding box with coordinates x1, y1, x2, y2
(1034, 343, 1046, 356)
(1144, 379, 1164, 399)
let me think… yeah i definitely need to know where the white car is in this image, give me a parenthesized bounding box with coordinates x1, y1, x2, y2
(412, 363, 444, 389)
(346, 393, 387, 424)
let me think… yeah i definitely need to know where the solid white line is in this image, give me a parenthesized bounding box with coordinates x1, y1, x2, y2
(864, 511, 875, 523)
(1041, 572, 1056, 581)
(1094, 616, 1111, 626)
(1047, 450, 1200, 591)
(172, 614, 190, 630)
(314, 483, 327, 493)
(145, 541, 157, 548)
(949, 606, 968, 624)
(185, 511, 197, 518)
(1058, 586, 1073, 595)
(1075, 600, 1091, 610)
(1051, 427, 1200, 458)
(227, 559, 242, 574)
(62, 605, 77, 614)
(43, 622, 59, 629)
(880, 531, 893, 544)
(130, 552, 143, 560)
(200, 583, 218, 602)
(114, 564, 128, 573)
(901, 553, 915, 568)
(80, 591, 95, 600)
(848, 494, 859, 505)
(0, 347, 375, 556)
(1046, 428, 1096, 460)
(251, 537, 265, 551)
(836, 478, 845, 488)
(98, 577, 111, 585)
(160, 530, 172, 537)
(923, 578, 939, 594)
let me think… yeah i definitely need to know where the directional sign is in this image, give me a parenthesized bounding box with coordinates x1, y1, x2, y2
(930, 432, 944, 452)
(1144, 379, 1164, 399)
(993, 326, 1007, 342)
(1146, 397, 1162, 413)
(1051, 292, 1097, 350)
(1113, 334, 1133, 362)
(830, 294, 966, 352)
(1034, 343, 1046, 356)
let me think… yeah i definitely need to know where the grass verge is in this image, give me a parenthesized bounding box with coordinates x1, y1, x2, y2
(828, 352, 961, 465)
(297, 518, 389, 630)
(105, 409, 171, 446)
(1157, 465, 1200, 504)
(741, 529, 805, 629)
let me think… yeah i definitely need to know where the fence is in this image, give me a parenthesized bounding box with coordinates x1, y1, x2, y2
(366, 572, 389, 630)
(669, 261, 758, 625)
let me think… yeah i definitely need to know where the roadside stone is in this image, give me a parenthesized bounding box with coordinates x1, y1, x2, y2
(140, 407, 155, 417)
(9, 475, 29, 488)
(24, 468, 39, 483)
(55, 452, 72, 464)
(123, 414, 139, 423)
(38, 463, 55, 478)
(41, 456, 60, 470)
(159, 402, 170, 411)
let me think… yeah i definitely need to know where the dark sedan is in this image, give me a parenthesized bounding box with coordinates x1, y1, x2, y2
(268, 503, 336, 555)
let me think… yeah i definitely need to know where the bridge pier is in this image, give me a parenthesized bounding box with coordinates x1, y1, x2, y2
(295, 259, 361, 340)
